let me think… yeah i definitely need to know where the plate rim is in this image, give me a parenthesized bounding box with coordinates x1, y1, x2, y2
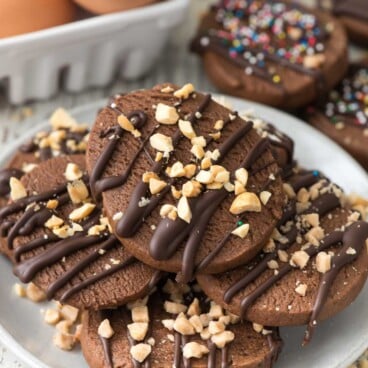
(0, 95, 366, 368)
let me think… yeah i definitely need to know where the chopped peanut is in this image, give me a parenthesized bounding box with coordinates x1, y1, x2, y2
(177, 196, 192, 223)
(290, 250, 310, 269)
(230, 192, 261, 214)
(128, 322, 148, 341)
(155, 103, 179, 125)
(9, 177, 27, 201)
(64, 163, 83, 181)
(149, 178, 167, 195)
(295, 283, 308, 296)
(231, 223, 250, 239)
(183, 342, 209, 359)
(69, 203, 96, 221)
(130, 343, 152, 363)
(211, 331, 235, 349)
(174, 84, 195, 100)
(67, 180, 89, 204)
(315, 252, 332, 273)
(150, 133, 174, 152)
(179, 120, 196, 139)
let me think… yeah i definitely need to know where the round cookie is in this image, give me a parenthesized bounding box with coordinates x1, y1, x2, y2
(197, 168, 368, 344)
(307, 64, 368, 170)
(86, 83, 286, 282)
(0, 109, 89, 255)
(72, 0, 158, 14)
(81, 279, 282, 368)
(0, 155, 160, 310)
(332, 0, 368, 46)
(191, 0, 348, 110)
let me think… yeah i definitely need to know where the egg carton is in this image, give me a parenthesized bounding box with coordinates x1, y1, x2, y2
(0, 0, 189, 105)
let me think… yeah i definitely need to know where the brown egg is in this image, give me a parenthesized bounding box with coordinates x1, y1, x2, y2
(0, 0, 77, 38)
(72, 0, 158, 14)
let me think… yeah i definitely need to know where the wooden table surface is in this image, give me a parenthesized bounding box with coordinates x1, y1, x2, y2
(0, 1, 366, 367)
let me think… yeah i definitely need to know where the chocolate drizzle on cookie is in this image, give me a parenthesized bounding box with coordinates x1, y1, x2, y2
(303, 221, 368, 344)
(149, 137, 269, 283)
(0, 113, 89, 214)
(88, 87, 286, 281)
(90, 109, 149, 200)
(0, 157, 161, 308)
(94, 281, 283, 368)
(191, 0, 330, 97)
(197, 167, 368, 344)
(115, 94, 213, 239)
(0, 168, 23, 197)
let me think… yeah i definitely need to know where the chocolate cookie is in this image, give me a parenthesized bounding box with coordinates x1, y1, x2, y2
(191, 0, 348, 110)
(0, 108, 89, 253)
(81, 279, 282, 368)
(0, 155, 161, 310)
(307, 64, 368, 170)
(332, 0, 368, 46)
(86, 83, 286, 282)
(197, 167, 368, 344)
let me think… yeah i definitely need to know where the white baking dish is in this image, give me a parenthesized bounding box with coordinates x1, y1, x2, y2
(0, 0, 189, 104)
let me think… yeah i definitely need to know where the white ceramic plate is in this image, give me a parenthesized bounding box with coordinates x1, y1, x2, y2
(0, 96, 367, 368)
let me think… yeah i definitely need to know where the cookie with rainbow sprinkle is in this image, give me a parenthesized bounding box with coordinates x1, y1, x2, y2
(191, 0, 348, 110)
(307, 63, 368, 170)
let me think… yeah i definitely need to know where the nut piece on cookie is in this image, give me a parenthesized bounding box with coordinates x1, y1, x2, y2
(290, 250, 310, 269)
(231, 223, 250, 239)
(164, 301, 187, 314)
(132, 306, 149, 323)
(230, 192, 262, 214)
(179, 120, 196, 139)
(315, 252, 332, 274)
(174, 84, 195, 100)
(128, 322, 149, 341)
(64, 163, 83, 181)
(155, 103, 179, 125)
(118, 114, 135, 132)
(211, 331, 235, 348)
(295, 283, 308, 297)
(9, 177, 27, 201)
(98, 319, 115, 339)
(149, 178, 167, 195)
(150, 133, 174, 153)
(183, 342, 209, 359)
(67, 180, 89, 204)
(130, 343, 152, 363)
(174, 313, 195, 335)
(69, 203, 96, 221)
(177, 196, 192, 223)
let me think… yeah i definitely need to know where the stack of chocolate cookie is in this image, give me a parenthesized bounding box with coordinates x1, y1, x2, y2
(0, 84, 367, 368)
(191, 0, 368, 170)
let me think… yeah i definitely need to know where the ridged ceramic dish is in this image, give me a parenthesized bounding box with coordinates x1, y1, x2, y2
(0, 0, 189, 104)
